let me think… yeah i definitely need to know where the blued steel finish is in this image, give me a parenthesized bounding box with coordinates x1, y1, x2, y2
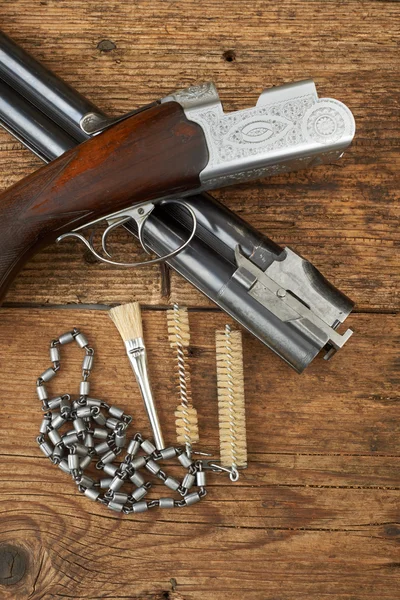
(0, 80, 76, 160)
(0, 31, 97, 140)
(138, 210, 332, 371)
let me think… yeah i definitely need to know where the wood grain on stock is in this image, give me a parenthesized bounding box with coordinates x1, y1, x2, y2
(0, 1, 399, 600)
(0, 101, 208, 300)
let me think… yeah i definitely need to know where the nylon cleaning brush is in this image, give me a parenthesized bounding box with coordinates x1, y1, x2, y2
(215, 324, 247, 478)
(167, 304, 199, 456)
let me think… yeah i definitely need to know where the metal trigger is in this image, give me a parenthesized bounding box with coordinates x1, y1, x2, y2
(101, 218, 130, 258)
(101, 203, 155, 258)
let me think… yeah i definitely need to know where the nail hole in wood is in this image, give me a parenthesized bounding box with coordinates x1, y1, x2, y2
(223, 49, 236, 62)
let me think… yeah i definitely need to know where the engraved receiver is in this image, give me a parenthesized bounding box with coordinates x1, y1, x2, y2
(161, 79, 355, 189)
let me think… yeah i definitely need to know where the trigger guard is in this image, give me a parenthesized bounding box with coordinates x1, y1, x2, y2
(56, 200, 197, 268)
(136, 198, 197, 262)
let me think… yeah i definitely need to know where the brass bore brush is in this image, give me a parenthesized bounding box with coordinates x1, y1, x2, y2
(215, 325, 247, 477)
(167, 304, 199, 456)
(109, 302, 165, 450)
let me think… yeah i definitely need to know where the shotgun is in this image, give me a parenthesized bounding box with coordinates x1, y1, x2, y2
(0, 31, 355, 372)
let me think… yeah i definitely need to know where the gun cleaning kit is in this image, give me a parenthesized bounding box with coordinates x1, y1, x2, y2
(35, 303, 247, 513)
(0, 31, 355, 512)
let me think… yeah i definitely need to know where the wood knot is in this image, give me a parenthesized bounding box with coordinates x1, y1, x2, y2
(97, 39, 117, 53)
(385, 525, 400, 538)
(0, 544, 27, 586)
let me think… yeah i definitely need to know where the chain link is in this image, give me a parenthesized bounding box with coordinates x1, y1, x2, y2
(36, 329, 207, 513)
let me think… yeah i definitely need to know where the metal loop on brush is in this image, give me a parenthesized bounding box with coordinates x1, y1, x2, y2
(56, 199, 197, 268)
(201, 461, 240, 481)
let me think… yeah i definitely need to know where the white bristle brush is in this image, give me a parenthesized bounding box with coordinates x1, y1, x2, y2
(167, 304, 199, 455)
(215, 325, 247, 474)
(109, 302, 165, 450)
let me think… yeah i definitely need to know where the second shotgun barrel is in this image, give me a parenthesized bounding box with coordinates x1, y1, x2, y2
(0, 79, 77, 160)
(0, 31, 97, 141)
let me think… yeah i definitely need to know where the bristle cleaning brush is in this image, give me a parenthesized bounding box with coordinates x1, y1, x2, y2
(167, 304, 199, 457)
(109, 302, 165, 450)
(215, 324, 247, 480)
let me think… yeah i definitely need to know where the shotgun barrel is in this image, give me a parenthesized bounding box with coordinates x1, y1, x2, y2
(0, 31, 96, 141)
(0, 79, 77, 160)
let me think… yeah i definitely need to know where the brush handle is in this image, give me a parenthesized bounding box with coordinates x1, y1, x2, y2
(125, 339, 165, 450)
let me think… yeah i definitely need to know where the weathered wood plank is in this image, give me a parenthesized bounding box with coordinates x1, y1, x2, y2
(2, 457, 400, 529)
(0, 1, 399, 599)
(0, 309, 398, 456)
(0, 473, 399, 600)
(0, 0, 398, 309)
(0, 308, 399, 599)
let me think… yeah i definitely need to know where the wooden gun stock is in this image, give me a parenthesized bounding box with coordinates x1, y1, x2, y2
(0, 101, 208, 300)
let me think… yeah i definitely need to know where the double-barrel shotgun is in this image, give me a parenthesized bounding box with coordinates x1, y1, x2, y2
(0, 31, 356, 372)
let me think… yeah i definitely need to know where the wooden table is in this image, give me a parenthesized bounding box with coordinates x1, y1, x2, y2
(0, 2, 399, 599)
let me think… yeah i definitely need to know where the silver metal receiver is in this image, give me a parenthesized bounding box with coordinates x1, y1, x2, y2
(162, 80, 355, 189)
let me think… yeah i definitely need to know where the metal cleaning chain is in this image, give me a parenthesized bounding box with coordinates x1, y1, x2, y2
(35, 329, 207, 514)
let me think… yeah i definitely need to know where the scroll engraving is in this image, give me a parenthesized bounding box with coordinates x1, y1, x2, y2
(167, 81, 355, 189)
